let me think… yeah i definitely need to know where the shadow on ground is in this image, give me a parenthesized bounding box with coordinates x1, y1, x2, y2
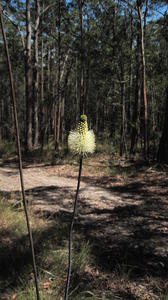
(1, 162, 168, 298)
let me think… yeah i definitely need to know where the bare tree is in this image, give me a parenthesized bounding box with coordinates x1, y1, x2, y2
(25, 0, 32, 151)
(33, 0, 40, 148)
(130, 20, 141, 155)
(55, 0, 61, 151)
(78, 0, 85, 115)
(137, 0, 148, 159)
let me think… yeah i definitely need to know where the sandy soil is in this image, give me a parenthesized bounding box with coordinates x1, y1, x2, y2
(1, 158, 168, 299)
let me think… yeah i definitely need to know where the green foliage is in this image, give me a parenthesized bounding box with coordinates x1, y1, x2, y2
(73, 242, 93, 273)
(96, 138, 117, 155)
(0, 140, 16, 158)
(0, 196, 27, 235)
(0, 1, 167, 158)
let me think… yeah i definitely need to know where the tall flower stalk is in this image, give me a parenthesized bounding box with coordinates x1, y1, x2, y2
(64, 115, 95, 300)
(0, 7, 40, 300)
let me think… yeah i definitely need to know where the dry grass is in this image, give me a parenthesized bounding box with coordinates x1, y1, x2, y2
(1, 153, 168, 299)
(0, 195, 110, 300)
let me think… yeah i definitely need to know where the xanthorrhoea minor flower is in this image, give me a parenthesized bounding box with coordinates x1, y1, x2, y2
(68, 114, 96, 155)
(65, 115, 96, 300)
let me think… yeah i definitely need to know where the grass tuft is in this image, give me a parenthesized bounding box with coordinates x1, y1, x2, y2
(0, 195, 105, 300)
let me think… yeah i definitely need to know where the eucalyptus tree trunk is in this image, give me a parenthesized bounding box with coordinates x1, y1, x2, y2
(78, 0, 85, 115)
(84, 10, 91, 115)
(130, 19, 141, 155)
(54, 43, 57, 150)
(61, 96, 65, 144)
(0, 96, 3, 140)
(110, 3, 116, 138)
(40, 7, 44, 151)
(55, 0, 61, 151)
(75, 55, 79, 123)
(127, 5, 133, 133)
(33, 0, 40, 148)
(46, 46, 50, 147)
(157, 87, 168, 163)
(120, 63, 126, 157)
(137, 0, 148, 159)
(25, 0, 32, 151)
(41, 33, 44, 108)
(96, 97, 99, 135)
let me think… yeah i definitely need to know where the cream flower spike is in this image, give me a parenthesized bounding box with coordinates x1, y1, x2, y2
(68, 114, 96, 155)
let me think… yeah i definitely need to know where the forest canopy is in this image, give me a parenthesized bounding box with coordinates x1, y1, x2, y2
(0, 0, 168, 161)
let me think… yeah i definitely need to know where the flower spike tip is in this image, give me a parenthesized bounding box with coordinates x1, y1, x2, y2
(68, 115, 96, 155)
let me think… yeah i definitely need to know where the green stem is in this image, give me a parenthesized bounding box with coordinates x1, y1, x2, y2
(64, 156, 83, 300)
(0, 6, 40, 300)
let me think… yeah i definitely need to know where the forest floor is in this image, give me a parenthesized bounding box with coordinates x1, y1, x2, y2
(0, 153, 168, 299)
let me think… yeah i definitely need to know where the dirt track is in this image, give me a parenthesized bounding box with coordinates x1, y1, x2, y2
(1, 159, 168, 299)
(0, 159, 127, 218)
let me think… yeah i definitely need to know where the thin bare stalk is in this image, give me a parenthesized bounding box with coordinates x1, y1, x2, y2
(0, 6, 40, 300)
(64, 156, 83, 300)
